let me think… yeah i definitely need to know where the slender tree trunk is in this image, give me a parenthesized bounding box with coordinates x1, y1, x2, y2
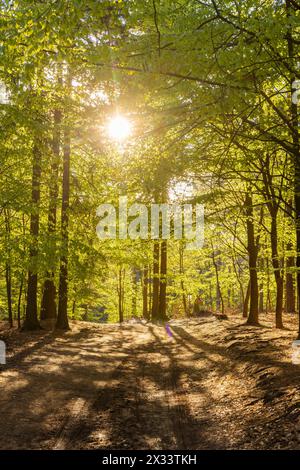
(285, 200, 295, 312)
(209, 282, 213, 309)
(258, 288, 264, 314)
(151, 241, 160, 320)
(118, 267, 124, 323)
(41, 280, 57, 320)
(23, 144, 42, 330)
(258, 257, 264, 313)
(286, 248, 295, 312)
(56, 125, 70, 330)
(158, 239, 167, 319)
(142, 267, 149, 319)
(227, 266, 232, 308)
(41, 108, 62, 320)
(5, 262, 13, 328)
(131, 268, 138, 317)
(148, 265, 152, 314)
(294, 146, 300, 337)
(179, 245, 187, 315)
(286, 0, 300, 339)
(82, 305, 88, 321)
(243, 280, 250, 318)
(261, 152, 284, 326)
(245, 191, 259, 325)
(270, 214, 284, 328)
(216, 281, 221, 311)
(265, 257, 271, 314)
(17, 275, 23, 329)
(4, 209, 13, 327)
(211, 244, 224, 314)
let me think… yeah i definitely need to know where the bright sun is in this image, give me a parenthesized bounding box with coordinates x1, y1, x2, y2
(108, 115, 132, 142)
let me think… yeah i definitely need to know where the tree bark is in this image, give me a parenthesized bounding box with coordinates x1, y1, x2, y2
(56, 124, 71, 330)
(5, 262, 13, 328)
(270, 215, 284, 328)
(286, 0, 300, 338)
(4, 209, 13, 328)
(245, 191, 259, 325)
(23, 143, 42, 331)
(118, 267, 124, 323)
(17, 275, 23, 329)
(285, 199, 295, 313)
(259, 284, 264, 314)
(142, 267, 149, 319)
(258, 258, 264, 313)
(286, 248, 295, 313)
(131, 268, 138, 317)
(41, 108, 62, 320)
(243, 280, 250, 318)
(158, 239, 167, 319)
(151, 241, 160, 320)
(261, 152, 284, 328)
(211, 244, 224, 314)
(148, 266, 152, 314)
(179, 244, 188, 316)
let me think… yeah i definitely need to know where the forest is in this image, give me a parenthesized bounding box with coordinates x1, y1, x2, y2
(0, 0, 300, 454)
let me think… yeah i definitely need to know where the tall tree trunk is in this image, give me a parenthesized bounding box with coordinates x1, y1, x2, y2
(286, 247, 295, 312)
(259, 285, 264, 314)
(56, 125, 70, 330)
(82, 304, 88, 321)
(23, 144, 42, 330)
(179, 244, 188, 315)
(142, 267, 149, 319)
(151, 241, 160, 320)
(4, 209, 13, 327)
(243, 280, 250, 318)
(293, 134, 300, 338)
(270, 214, 284, 328)
(41, 109, 62, 320)
(209, 282, 213, 309)
(258, 257, 264, 313)
(211, 244, 224, 314)
(258, 285, 264, 313)
(118, 267, 124, 323)
(265, 257, 271, 314)
(245, 191, 259, 325)
(72, 299, 76, 317)
(227, 267, 232, 308)
(131, 268, 138, 317)
(5, 262, 13, 328)
(158, 239, 167, 319)
(41, 280, 57, 321)
(216, 281, 221, 311)
(17, 275, 23, 329)
(148, 265, 152, 314)
(285, 199, 295, 313)
(261, 153, 284, 328)
(286, 0, 300, 338)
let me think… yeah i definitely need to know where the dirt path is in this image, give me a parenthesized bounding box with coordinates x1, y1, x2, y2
(0, 316, 299, 450)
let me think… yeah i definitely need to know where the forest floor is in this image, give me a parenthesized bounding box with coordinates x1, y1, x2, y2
(0, 313, 300, 450)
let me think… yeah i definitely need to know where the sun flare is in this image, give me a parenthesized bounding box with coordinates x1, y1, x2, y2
(108, 115, 132, 142)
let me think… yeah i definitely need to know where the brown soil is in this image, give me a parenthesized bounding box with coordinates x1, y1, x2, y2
(0, 314, 299, 450)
